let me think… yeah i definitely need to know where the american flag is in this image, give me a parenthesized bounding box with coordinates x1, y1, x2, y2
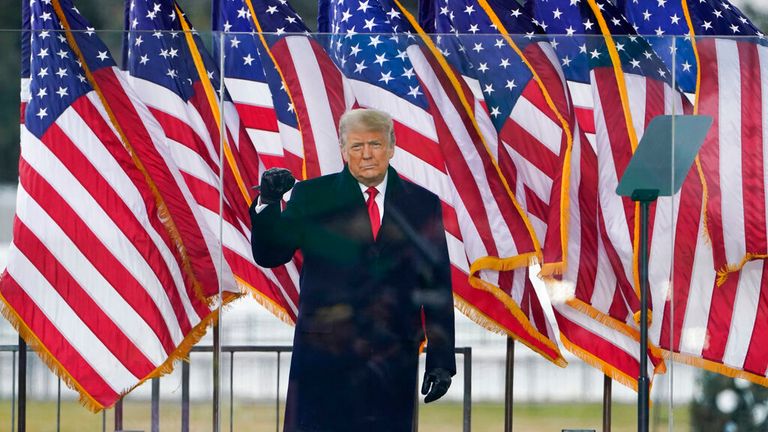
(124, 0, 300, 323)
(429, 0, 575, 276)
(213, 0, 305, 176)
(322, 0, 566, 363)
(525, 0, 693, 387)
(213, 0, 356, 323)
(0, 0, 238, 410)
(621, 0, 768, 386)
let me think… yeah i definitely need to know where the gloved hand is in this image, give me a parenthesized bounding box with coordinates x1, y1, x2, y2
(421, 368, 452, 403)
(258, 168, 295, 205)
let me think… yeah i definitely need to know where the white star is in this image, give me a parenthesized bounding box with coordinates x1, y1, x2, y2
(616, 42, 625, 51)
(483, 83, 494, 95)
(153, 31, 163, 38)
(657, 0, 667, 6)
(407, 85, 421, 98)
(395, 49, 407, 61)
(36, 87, 47, 98)
(440, 6, 449, 15)
(730, 24, 740, 33)
(681, 61, 692, 72)
(379, 71, 393, 84)
(166, 69, 177, 78)
(702, 21, 712, 30)
(55, 67, 67, 78)
(565, 26, 575, 36)
(468, 24, 479, 34)
(85, 26, 95, 36)
(237, 7, 248, 19)
(39, 30, 50, 40)
(131, 17, 139, 29)
(590, 49, 601, 59)
(40, 11, 51, 21)
(583, 19, 594, 30)
(670, 14, 681, 25)
(472, 43, 483, 52)
(550, 39, 559, 50)
(402, 67, 414, 79)
(139, 54, 149, 65)
(578, 44, 587, 54)
(505, 79, 517, 90)
(96, 51, 109, 61)
(655, 26, 665, 36)
(464, 4, 475, 14)
(36, 107, 47, 119)
(55, 86, 68, 98)
(643, 50, 653, 59)
(341, 9, 352, 22)
(354, 60, 367, 74)
(386, 8, 401, 20)
(243, 54, 255, 65)
(642, 9, 652, 20)
(495, 39, 505, 48)
(374, 53, 388, 66)
(357, 0, 371, 13)
(477, 62, 489, 73)
(146, 9, 157, 20)
(276, 27, 286, 36)
(230, 37, 240, 48)
(223, 21, 233, 32)
(510, 8, 521, 18)
(490, 106, 501, 117)
(266, 5, 278, 14)
(611, 17, 621, 27)
(363, 17, 377, 31)
(713, 10, 722, 19)
(553, 8, 562, 19)
(561, 56, 572, 67)
(349, 44, 362, 56)
(76, 73, 86, 83)
(37, 48, 49, 59)
(56, 49, 68, 59)
(169, 9, 176, 21)
(630, 58, 641, 68)
(159, 48, 170, 58)
(657, 68, 666, 77)
(368, 35, 382, 48)
(499, 58, 510, 68)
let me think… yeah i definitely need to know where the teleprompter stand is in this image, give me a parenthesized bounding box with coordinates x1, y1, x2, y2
(616, 114, 711, 432)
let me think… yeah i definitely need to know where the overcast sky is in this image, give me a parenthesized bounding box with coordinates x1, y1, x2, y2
(733, 0, 768, 14)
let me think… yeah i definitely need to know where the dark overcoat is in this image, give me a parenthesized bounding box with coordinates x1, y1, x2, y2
(250, 165, 455, 432)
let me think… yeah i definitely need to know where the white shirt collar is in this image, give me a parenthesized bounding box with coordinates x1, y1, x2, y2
(357, 171, 388, 198)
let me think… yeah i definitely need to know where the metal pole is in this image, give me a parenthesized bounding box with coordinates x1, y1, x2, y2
(151, 378, 160, 432)
(276, 352, 281, 432)
(11, 347, 16, 432)
(229, 352, 234, 432)
(57, 378, 62, 432)
(602, 375, 612, 432)
(412, 366, 419, 432)
(182, 360, 190, 432)
(18, 336, 26, 432)
(114, 399, 123, 432)
(462, 348, 472, 432)
(638, 199, 651, 432)
(213, 323, 221, 432)
(504, 337, 514, 432)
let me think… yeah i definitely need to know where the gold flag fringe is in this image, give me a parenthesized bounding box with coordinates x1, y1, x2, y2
(667, 350, 768, 388)
(716, 253, 768, 287)
(0, 277, 241, 413)
(235, 276, 296, 326)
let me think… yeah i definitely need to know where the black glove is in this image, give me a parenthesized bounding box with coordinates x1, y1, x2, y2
(258, 168, 295, 205)
(421, 368, 452, 403)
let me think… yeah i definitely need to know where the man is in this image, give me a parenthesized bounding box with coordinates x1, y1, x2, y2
(250, 108, 455, 431)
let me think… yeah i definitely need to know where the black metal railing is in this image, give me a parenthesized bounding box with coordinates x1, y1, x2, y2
(1, 343, 472, 432)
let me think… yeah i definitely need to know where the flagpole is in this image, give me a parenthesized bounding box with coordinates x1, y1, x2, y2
(602, 375, 612, 432)
(504, 337, 514, 432)
(17, 336, 26, 432)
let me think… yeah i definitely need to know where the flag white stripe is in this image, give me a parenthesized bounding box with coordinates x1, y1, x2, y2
(14, 182, 168, 366)
(245, 129, 284, 157)
(168, 138, 220, 186)
(21, 124, 186, 344)
(715, 39, 747, 265)
(722, 260, 763, 368)
(501, 142, 554, 206)
(510, 97, 563, 156)
(624, 74, 647, 142)
(6, 242, 139, 392)
(759, 45, 768, 253)
(285, 36, 345, 175)
(224, 77, 275, 108)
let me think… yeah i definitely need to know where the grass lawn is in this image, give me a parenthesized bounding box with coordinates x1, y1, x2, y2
(0, 400, 690, 431)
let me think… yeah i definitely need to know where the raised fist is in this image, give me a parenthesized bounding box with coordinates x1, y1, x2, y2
(258, 168, 295, 205)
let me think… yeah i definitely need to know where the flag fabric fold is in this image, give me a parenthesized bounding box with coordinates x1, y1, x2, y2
(0, 0, 238, 410)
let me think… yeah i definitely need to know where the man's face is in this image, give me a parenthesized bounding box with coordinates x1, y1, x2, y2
(341, 128, 395, 187)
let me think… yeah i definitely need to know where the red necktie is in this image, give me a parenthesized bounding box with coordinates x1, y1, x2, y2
(366, 186, 381, 240)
